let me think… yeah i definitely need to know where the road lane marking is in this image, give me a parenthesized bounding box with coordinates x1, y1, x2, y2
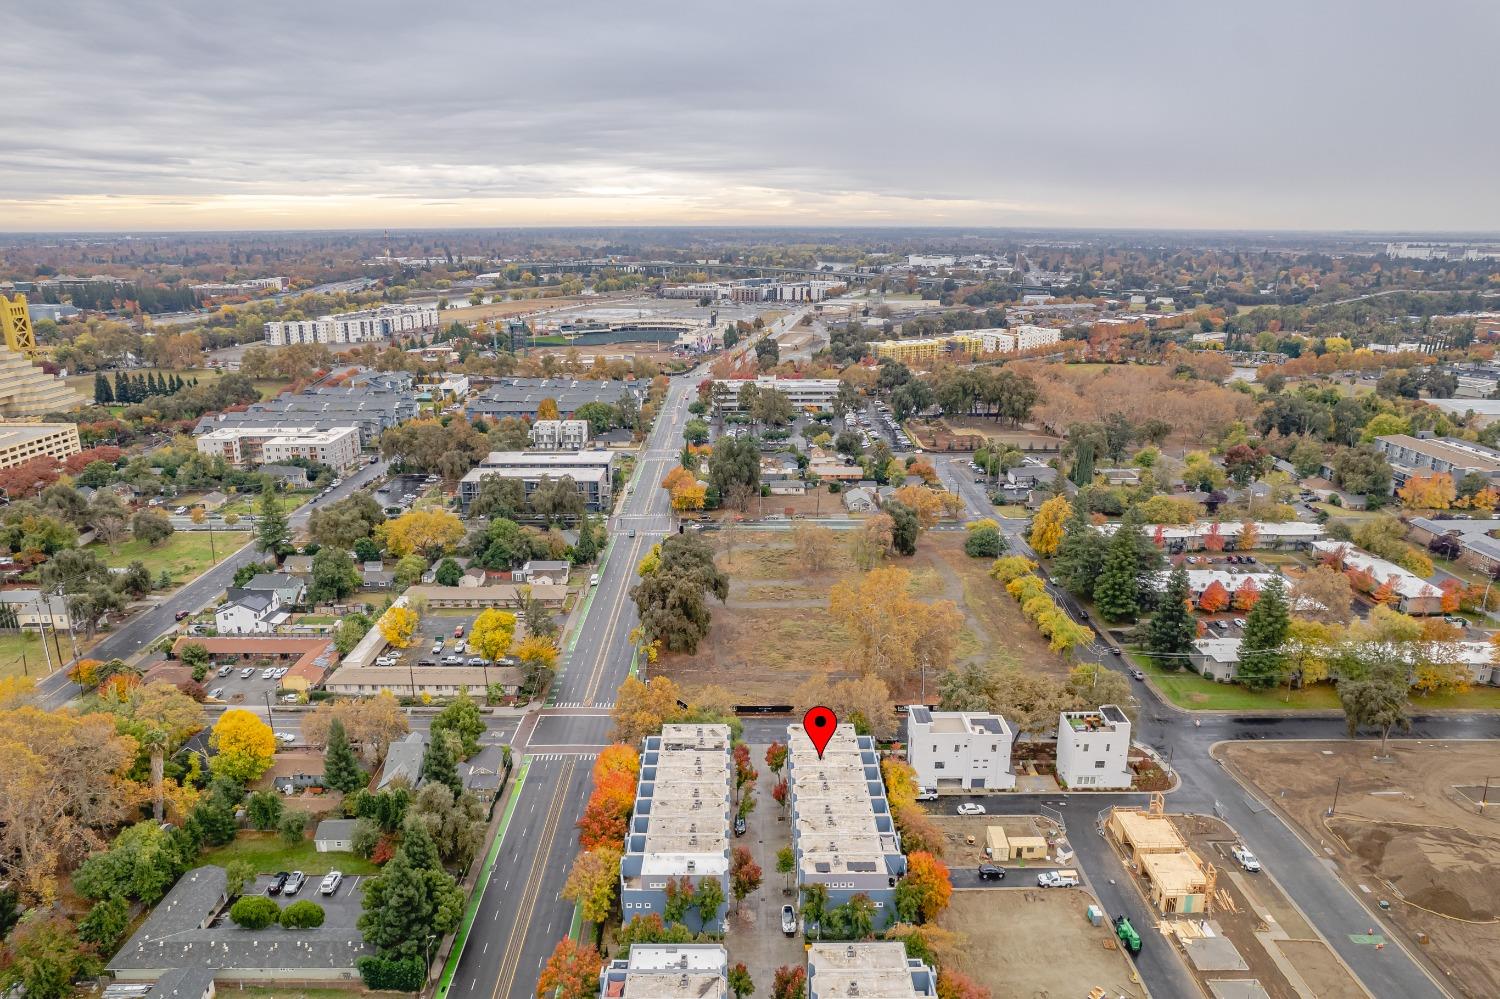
(491, 758, 575, 999)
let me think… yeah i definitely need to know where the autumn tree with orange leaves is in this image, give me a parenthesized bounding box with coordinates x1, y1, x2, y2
(1398, 471, 1456, 511)
(895, 851, 953, 923)
(1238, 520, 1259, 551)
(1202, 521, 1225, 552)
(537, 938, 603, 999)
(1197, 579, 1230, 613)
(1232, 578, 1260, 613)
(577, 769, 636, 850)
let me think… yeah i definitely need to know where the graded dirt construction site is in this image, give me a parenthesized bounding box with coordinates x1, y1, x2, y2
(1220, 740, 1500, 999)
(940, 888, 1145, 999)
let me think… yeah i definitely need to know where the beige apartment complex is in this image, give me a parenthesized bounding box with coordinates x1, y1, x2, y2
(0, 423, 81, 470)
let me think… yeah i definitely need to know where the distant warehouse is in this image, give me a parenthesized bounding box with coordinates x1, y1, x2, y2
(464, 377, 645, 422)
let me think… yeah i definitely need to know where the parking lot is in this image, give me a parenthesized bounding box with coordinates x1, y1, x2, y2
(204, 659, 296, 707)
(237, 871, 367, 928)
(852, 401, 914, 453)
(374, 473, 436, 514)
(377, 608, 523, 673)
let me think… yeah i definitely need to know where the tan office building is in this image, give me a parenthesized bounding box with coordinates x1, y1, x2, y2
(0, 423, 81, 470)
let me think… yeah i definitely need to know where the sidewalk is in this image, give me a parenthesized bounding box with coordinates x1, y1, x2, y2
(726, 743, 803, 990)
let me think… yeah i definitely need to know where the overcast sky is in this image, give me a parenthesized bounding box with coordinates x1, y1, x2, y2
(2, 0, 1496, 232)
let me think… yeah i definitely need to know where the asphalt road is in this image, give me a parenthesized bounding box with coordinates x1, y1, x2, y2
(443, 370, 699, 999)
(36, 458, 392, 709)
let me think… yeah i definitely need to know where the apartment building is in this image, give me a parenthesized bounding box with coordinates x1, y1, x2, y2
(806, 943, 938, 999)
(192, 277, 289, 296)
(457, 450, 615, 510)
(527, 419, 590, 451)
(599, 945, 728, 999)
(787, 722, 905, 918)
(197, 425, 361, 471)
(1372, 434, 1500, 490)
(1099, 519, 1323, 553)
(869, 325, 1061, 363)
(711, 375, 840, 412)
(265, 304, 439, 345)
(1056, 705, 1132, 790)
(195, 387, 415, 444)
(0, 423, 80, 471)
(619, 724, 732, 934)
(464, 377, 644, 422)
(904, 706, 1016, 791)
(1311, 540, 1444, 615)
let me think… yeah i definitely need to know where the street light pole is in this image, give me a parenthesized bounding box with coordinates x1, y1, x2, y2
(264, 690, 274, 732)
(1327, 775, 1342, 817)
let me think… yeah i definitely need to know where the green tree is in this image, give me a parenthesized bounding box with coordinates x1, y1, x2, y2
(280, 900, 326, 928)
(694, 877, 726, 929)
(230, 895, 281, 929)
(885, 501, 919, 556)
(434, 557, 462, 586)
(224, 859, 256, 898)
(0, 915, 101, 999)
(277, 810, 308, 846)
(430, 687, 484, 760)
(776, 846, 796, 891)
(246, 789, 284, 831)
(310, 546, 360, 603)
(1093, 521, 1142, 621)
(131, 509, 174, 547)
(73, 820, 188, 905)
(77, 895, 130, 949)
(630, 534, 729, 654)
(1238, 576, 1290, 689)
(357, 849, 464, 962)
(256, 487, 290, 554)
(1051, 504, 1107, 599)
(729, 963, 755, 999)
(963, 524, 1006, 558)
(322, 717, 367, 793)
(1147, 564, 1196, 666)
(421, 730, 464, 797)
(1335, 647, 1412, 755)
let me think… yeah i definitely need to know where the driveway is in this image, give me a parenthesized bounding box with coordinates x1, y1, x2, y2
(726, 744, 802, 988)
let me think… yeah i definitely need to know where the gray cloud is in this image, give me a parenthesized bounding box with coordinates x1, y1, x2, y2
(1, 0, 1497, 229)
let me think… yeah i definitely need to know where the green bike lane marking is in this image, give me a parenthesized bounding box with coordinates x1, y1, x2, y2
(435, 757, 532, 999)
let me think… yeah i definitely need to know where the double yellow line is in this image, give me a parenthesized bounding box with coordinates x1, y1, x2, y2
(583, 530, 648, 705)
(491, 757, 576, 999)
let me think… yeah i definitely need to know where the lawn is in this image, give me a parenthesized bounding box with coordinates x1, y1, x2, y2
(0, 630, 76, 681)
(203, 832, 378, 876)
(1128, 651, 1343, 711)
(993, 504, 1031, 519)
(219, 492, 313, 519)
(91, 531, 252, 584)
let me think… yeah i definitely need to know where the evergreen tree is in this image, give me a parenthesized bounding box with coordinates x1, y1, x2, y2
(398, 815, 442, 872)
(1147, 564, 1196, 667)
(1093, 521, 1142, 621)
(146, 372, 160, 396)
(357, 850, 463, 962)
(94, 372, 113, 404)
(133, 373, 147, 400)
(1052, 505, 1107, 599)
(420, 731, 463, 797)
(172, 373, 185, 392)
(322, 718, 366, 793)
(1238, 576, 1290, 689)
(255, 487, 290, 554)
(1071, 439, 1095, 487)
(113, 370, 129, 403)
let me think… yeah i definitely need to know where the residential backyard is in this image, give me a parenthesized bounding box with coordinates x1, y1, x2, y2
(202, 830, 378, 877)
(90, 531, 251, 584)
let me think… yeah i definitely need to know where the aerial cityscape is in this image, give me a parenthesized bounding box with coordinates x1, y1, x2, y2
(2, 4, 1499, 999)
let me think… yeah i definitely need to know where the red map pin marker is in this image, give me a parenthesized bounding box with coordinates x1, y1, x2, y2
(803, 705, 837, 759)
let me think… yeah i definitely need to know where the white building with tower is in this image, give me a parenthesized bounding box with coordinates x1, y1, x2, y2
(904, 706, 1016, 791)
(1056, 705, 1133, 790)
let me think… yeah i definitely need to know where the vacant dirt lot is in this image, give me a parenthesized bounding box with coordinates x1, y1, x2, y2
(1220, 740, 1500, 999)
(656, 529, 1069, 707)
(940, 888, 1143, 998)
(927, 814, 1063, 868)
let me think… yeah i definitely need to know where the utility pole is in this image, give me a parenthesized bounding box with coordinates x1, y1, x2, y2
(1326, 775, 1342, 817)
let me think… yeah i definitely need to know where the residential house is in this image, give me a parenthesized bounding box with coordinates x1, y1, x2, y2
(1188, 638, 1242, 682)
(843, 487, 878, 513)
(0, 589, 73, 629)
(1056, 706, 1132, 790)
(257, 465, 309, 489)
(280, 554, 315, 577)
(806, 942, 938, 999)
(511, 560, 570, 586)
(1312, 540, 1445, 615)
(214, 589, 284, 635)
(314, 819, 358, 852)
(377, 732, 427, 790)
(360, 561, 395, 589)
(244, 572, 307, 608)
(599, 945, 729, 999)
(904, 705, 1016, 791)
(1409, 517, 1500, 577)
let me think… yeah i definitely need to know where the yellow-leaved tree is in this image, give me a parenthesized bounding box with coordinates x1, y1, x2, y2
(470, 608, 517, 663)
(514, 634, 559, 672)
(209, 708, 277, 783)
(378, 509, 466, 558)
(379, 605, 419, 648)
(1027, 495, 1071, 556)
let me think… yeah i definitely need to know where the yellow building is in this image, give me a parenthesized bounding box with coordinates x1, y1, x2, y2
(870, 333, 984, 363)
(0, 295, 85, 417)
(0, 423, 81, 470)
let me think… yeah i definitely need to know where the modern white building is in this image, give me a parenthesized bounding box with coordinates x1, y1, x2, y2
(807, 942, 938, 999)
(904, 706, 1016, 791)
(599, 944, 729, 999)
(196, 425, 361, 471)
(1056, 705, 1133, 790)
(906, 254, 956, 269)
(265, 304, 439, 345)
(619, 724, 732, 934)
(527, 419, 590, 451)
(712, 375, 840, 412)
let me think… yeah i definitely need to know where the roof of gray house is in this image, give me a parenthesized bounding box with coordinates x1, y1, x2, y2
(108, 872, 368, 977)
(378, 732, 427, 790)
(245, 573, 306, 598)
(150, 966, 218, 999)
(220, 589, 275, 614)
(315, 818, 359, 841)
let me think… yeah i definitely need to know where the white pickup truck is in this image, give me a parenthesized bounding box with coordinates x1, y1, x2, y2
(1232, 846, 1261, 872)
(1037, 869, 1079, 888)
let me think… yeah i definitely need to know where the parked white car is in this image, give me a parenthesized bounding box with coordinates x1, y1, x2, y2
(319, 871, 343, 896)
(956, 803, 986, 816)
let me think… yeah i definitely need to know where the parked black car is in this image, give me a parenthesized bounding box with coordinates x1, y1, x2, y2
(268, 871, 290, 895)
(733, 816, 747, 837)
(977, 864, 1005, 881)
